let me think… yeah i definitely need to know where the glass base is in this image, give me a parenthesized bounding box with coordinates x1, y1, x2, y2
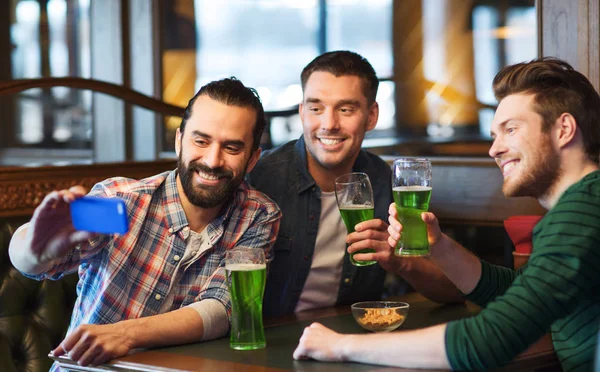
(351, 259, 377, 266)
(395, 248, 430, 257)
(230, 341, 266, 350)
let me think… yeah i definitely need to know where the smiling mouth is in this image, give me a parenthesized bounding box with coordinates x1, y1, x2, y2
(195, 170, 224, 184)
(502, 160, 519, 177)
(318, 138, 344, 146)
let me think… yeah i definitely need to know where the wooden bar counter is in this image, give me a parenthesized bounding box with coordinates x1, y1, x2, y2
(51, 292, 559, 371)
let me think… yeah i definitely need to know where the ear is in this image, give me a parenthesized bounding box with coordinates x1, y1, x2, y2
(554, 113, 577, 149)
(366, 102, 379, 131)
(299, 102, 304, 117)
(246, 148, 262, 173)
(175, 128, 182, 157)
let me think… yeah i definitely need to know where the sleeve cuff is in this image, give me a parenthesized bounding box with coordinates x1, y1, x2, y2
(187, 299, 229, 341)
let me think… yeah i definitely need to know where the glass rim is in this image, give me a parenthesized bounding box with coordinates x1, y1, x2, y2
(334, 172, 370, 185)
(393, 157, 430, 164)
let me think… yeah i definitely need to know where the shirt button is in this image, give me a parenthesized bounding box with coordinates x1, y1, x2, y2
(173, 255, 181, 262)
(344, 278, 351, 284)
(183, 227, 189, 232)
(155, 294, 162, 301)
(168, 228, 174, 233)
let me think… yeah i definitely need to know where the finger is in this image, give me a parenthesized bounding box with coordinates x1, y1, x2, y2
(68, 185, 88, 196)
(76, 344, 102, 366)
(293, 344, 309, 360)
(388, 235, 399, 248)
(388, 202, 397, 217)
(354, 219, 387, 232)
(346, 230, 389, 245)
(309, 322, 325, 330)
(422, 212, 439, 225)
(347, 238, 389, 253)
(51, 343, 67, 357)
(387, 222, 400, 239)
(68, 230, 94, 245)
(61, 187, 87, 203)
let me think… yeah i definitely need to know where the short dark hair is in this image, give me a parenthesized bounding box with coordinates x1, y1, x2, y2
(493, 57, 600, 162)
(300, 50, 379, 105)
(179, 77, 266, 152)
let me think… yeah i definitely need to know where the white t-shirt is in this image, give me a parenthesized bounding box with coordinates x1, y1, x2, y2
(295, 191, 347, 312)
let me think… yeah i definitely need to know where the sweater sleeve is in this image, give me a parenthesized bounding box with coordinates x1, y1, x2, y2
(445, 181, 600, 370)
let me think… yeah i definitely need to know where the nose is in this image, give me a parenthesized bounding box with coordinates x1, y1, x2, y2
(320, 109, 340, 132)
(202, 144, 225, 169)
(488, 136, 507, 159)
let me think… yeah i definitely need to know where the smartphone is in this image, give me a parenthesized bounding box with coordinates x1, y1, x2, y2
(70, 196, 129, 234)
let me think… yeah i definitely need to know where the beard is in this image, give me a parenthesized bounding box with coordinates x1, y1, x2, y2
(177, 153, 245, 209)
(502, 134, 561, 199)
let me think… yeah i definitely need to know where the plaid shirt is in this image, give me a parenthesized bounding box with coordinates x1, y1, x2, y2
(31, 170, 280, 337)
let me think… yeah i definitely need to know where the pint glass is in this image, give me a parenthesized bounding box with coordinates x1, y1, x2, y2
(392, 158, 432, 257)
(335, 172, 376, 266)
(225, 248, 267, 350)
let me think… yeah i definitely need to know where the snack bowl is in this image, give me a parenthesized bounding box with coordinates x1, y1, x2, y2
(351, 301, 409, 332)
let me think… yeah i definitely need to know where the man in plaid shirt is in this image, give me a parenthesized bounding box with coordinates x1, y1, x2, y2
(9, 78, 281, 368)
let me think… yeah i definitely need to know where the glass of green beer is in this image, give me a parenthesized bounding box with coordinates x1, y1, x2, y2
(334, 172, 376, 266)
(392, 158, 432, 257)
(225, 248, 267, 350)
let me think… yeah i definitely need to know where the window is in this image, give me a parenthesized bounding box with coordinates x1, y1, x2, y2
(6, 0, 91, 154)
(161, 0, 393, 151)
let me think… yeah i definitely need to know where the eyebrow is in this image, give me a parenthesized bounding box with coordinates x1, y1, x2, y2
(489, 120, 509, 138)
(304, 97, 361, 107)
(190, 130, 247, 148)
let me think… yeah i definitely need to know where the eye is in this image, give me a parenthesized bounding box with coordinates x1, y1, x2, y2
(339, 106, 357, 115)
(195, 138, 209, 146)
(507, 126, 516, 134)
(308, 106, 322, 113)
(225, 145, 241, 154)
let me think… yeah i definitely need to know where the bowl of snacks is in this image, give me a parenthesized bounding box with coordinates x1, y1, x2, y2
(351, 301, 409, 332)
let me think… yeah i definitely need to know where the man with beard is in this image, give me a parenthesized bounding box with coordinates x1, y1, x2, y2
(9, 78, 281, 369)
(294, 58, 600, 371)
(248, 50, 461, 318)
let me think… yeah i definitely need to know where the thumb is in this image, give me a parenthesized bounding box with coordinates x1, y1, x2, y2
(422, 212, 442, 242)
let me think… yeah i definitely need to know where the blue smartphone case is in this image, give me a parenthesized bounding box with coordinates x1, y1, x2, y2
(70, 196, 129, 234)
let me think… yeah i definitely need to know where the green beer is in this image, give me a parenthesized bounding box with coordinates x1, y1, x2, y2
(339, 205, 376, 266)
(393, 186, 432, 256)
(226, 263, 267, 350)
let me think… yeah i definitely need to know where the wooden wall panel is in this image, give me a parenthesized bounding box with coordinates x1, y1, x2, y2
(0, 160, 176, 217)
(540, 0, 600, 92)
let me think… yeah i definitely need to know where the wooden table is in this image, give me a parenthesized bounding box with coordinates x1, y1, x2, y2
(51, 292, 560, 371)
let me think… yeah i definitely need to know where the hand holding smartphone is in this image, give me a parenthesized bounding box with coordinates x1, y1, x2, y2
(70, 196, 129, 234)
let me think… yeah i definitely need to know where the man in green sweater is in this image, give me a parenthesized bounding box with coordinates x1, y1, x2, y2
(293, 58, 600, 371)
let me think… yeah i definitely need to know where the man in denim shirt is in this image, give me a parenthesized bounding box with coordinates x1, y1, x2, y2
(249, 51, 460, 318)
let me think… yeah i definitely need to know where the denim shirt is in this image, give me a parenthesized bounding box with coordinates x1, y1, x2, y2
(247, 136, 393, 318)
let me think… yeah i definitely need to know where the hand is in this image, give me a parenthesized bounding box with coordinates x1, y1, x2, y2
(346, 219, 403, 272)
(293, 323, 349, 362)
(387, 203, 443, 255)
(26, 186, 94, 265)
(52, 323, 134, 366)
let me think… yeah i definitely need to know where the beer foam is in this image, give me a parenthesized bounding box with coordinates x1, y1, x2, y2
(339, 205, 374, 210)
(226, 263, 266, 271)
(393, 186, 432, 192)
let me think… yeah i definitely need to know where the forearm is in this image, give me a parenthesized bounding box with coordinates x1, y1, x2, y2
(342, 324, 450, 369)
(120, 307, 209, 349)
(430, 234, 482, 294)
(397, 258, 464, 303)
(8, 224, 54, 275)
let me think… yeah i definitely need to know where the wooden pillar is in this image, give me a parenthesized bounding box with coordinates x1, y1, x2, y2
(393, 1, 428, 136)
(0, 0, 14, 148)
(539, 0, 600, 92)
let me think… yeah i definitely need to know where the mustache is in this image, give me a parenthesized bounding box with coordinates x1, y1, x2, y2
(187, 161, 233, 179)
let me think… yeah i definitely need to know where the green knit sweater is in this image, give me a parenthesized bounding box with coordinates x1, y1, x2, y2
(446, 171, 600, 371)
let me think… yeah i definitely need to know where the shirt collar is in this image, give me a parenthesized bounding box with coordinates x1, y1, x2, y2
(163, 170, 189, 235)
(292, 135, 380, 193)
